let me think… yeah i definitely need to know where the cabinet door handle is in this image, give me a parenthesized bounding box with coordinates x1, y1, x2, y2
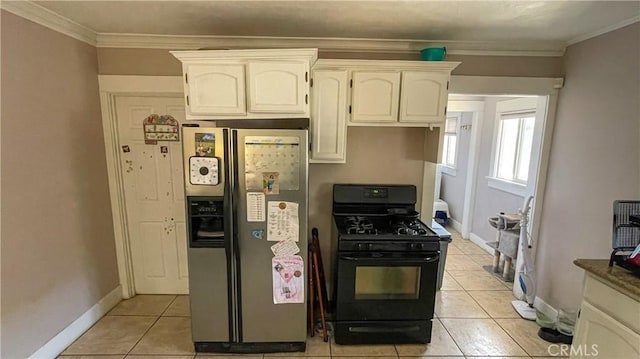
(305, 94, 308, 104)
(186, 95, 189, 106)
(305, 71, 308, 82)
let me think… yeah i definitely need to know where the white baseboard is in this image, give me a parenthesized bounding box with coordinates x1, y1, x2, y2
(469, 232, 496, 255)
(29, 285, 123, 359)
(449, 218, 463, 234)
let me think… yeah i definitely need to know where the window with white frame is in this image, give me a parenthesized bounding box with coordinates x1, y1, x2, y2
(442, 115, 459, 168)
(494, 111, 536, 184)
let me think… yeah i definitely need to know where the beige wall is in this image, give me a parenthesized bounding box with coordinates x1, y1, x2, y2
(1, 11, 120, 358)
(97, 47, 563, 77)
(447, 54, 563, 77)
(98, 47, 183, 75)
(309, 127, 428, 293)
(535, 22, 640, 310)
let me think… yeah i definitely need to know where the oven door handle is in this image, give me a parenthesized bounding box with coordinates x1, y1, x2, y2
(339, 255, 438, 264)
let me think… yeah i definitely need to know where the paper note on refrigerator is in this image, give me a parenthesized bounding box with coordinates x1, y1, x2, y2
(270, 240, 300, 256)
(267, 201, 299, 242)
(246, 192, 265, 222)
(272, 255, 304, 304)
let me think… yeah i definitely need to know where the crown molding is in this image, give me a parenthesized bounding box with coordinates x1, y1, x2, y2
(96, 33, 565, 57)
(566, 15, 640, 46)
(1, 0, 97, 46)
(170, 48, 318, 67)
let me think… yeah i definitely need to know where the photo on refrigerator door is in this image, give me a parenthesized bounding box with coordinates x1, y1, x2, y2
(195, 132, 215, 157)
(262, 172, 280, 194)
(272, 255, 304, 304)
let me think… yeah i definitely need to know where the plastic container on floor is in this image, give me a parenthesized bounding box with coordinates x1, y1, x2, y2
(434, 210, 448, 225)
(557, 308, 578, 336)
(536, 309, 555, 329)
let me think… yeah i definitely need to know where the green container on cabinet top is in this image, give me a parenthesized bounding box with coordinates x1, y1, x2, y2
(420, 47, 447, 61)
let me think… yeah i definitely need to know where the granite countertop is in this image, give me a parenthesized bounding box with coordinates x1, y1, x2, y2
(574, 259, 640, 302)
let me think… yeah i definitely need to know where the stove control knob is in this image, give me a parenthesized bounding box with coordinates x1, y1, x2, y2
(409, 243, 423, 250)
(357, 243, 371, 251)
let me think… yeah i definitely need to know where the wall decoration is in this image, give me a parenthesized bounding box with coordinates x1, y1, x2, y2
(143, 114, 179, 143)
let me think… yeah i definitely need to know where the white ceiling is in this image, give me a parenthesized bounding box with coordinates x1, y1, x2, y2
(7, 1, 640, 55)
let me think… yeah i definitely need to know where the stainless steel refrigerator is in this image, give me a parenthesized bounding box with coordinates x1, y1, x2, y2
(182, 125, 308, 353)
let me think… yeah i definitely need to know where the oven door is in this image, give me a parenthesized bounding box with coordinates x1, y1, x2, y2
(335, 251, 439, 321)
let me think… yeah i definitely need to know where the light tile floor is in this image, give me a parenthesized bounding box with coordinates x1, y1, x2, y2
(60, 228, 563, 359)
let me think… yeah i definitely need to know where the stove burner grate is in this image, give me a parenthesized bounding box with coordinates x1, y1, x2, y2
(345, 216, 378, 235)
(347, 226, 377, 235)
(391, 219, 429, 236)
(336, 214, 437, 238)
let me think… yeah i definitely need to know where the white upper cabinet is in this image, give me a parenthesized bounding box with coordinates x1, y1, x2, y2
(247, 61, 308, 114)
(351, 71, 401, 123)
(310, 70, 348, 163)
(314, 60, 459, 127)
(399, 71, 449, 123)
(171, 49, 317, 120)
(186, 64, 246, 115)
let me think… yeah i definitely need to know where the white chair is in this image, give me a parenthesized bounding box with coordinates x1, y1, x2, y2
(433, 165, 450, 223)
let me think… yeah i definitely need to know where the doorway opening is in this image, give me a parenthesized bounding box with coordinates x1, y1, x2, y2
(436, 91, 552, 301)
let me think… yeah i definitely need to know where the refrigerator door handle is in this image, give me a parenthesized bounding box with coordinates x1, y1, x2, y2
(221, 128, 241, 343)
(197, 231, 225, 239)
(229, 128, 242, 343)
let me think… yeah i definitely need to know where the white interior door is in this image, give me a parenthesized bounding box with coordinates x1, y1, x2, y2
(115, 96, 188, 294)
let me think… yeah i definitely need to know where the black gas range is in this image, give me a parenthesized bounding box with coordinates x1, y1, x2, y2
(332, 184, 440, 345)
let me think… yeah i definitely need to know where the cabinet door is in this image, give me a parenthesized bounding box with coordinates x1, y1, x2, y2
(247, 61, 308, 114)
(185, 64, 246, 115)
(351, 71, 400, 123)
(399, 71, 449, 123)
(571, 301, 640, 358)
(310, 70, 348, 163)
